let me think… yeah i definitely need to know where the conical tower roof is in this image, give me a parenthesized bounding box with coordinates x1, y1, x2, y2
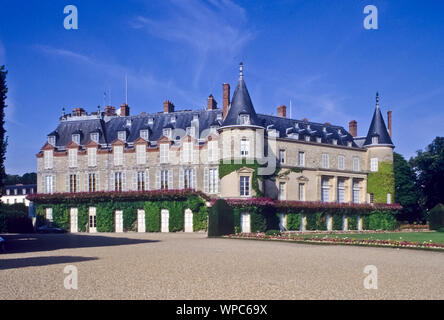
(364, 93, 394, 146)
(222, 63, 262, 128)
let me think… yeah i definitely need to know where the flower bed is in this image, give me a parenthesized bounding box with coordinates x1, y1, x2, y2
(224, 232, 444, 251)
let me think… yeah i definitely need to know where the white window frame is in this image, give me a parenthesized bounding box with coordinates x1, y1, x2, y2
(44, 150, 53, 169)
(278, 182, 286, 200)
(208, 168, 219, 194)
(118, 131, 126, 141)
(140, 129, 149, 141)
(114, 146, 124, 166)
(136, 144, 146, 165)
(160, 144, 169, 164)
(321, 178, 330, 202)
(45, 175, 54, 194)
(298, 151, 305, 167)
(321, 153, 329, 169)
(370, 158, 378, 172)
(298, 183, 305, 201)
(90, 132, 99, 143)
(239, 114, 250, 125)
(72, 134, 80, 145)
(337, 179, 345, 203)
(240, 176, 250, 197)
(68, 149, 78, 168)
(48, 135, 56, 146)
(353, 157, 360, 172)
(160, 170, 169, 190)
(182, 142, 193, 163)
(372, 136, 379, 144)
(240, 138, 249, 157)
(208, 141, 219, 162)
(338, 155, 345, 170)
(279, 149, 285, 164)
(353, 180, 360, 203)
(88, 147, 97, 167)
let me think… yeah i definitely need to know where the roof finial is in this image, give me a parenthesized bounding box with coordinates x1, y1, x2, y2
(239, 62, 243, 80)
(376, 92, 379, 108)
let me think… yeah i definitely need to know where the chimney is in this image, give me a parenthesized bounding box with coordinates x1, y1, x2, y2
(207, 95, 217, 110)
(120, 103, 130, 116)
(387, 110, 392, 137)
(104, 106, 116, 116)
(277, 105, 287, 118)
(349, 120, 357, 137)
(163, 100, 175, 113)
(72, 107, 86, 117)
(222, 83, 230, 119)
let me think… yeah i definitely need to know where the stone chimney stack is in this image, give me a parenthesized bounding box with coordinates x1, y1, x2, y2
(387, 110, 392, 137)
(72, 107, 87, 117)
(349, 120, 357, 137)
(104, 106, 116, 116)
(277, 105, 287, 118)
(207, 95, 217, 110)
(120, 103, 130, 116)
(163, 100, 175, 113)
(222, 83, 230, 119)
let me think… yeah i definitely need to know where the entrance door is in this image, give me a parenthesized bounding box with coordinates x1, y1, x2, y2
(240, 213, 251, 233)
(138, 209, 146, 233)
(161, 209, 169, 233)
(89, 207, 97, 233)
(115, 210, 123, 233)
(184, 209, 193, 233)
(70, 208, 78, 233)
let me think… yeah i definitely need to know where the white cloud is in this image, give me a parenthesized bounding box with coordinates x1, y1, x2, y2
(131, 0, 253, 86)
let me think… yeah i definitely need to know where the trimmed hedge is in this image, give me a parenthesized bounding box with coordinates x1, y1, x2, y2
(287, 212, 301, 230)
(0, 204, 33, 233)
(428, 204, 444, 231)
(208, 199, 234, 237)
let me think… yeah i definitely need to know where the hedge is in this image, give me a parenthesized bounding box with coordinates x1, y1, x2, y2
(0, 204, 33, 233)
(428, 204, 444, 231)
(208, 199, 234, 236)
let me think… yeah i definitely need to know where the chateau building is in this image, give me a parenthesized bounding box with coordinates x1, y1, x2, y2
(36, 63, 394, 205)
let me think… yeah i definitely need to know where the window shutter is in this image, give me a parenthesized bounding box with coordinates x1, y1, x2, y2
(85, 173, 89, 192)
(51, 175, 55, 194)
(97, 172, 100, 191)
(76, 174, 80, 193)
(156, 170, 160, 190)
(145, 169, 149, 190)
(122, 172, 127, 191)
(204, 167, 209, 193)
(215, 168, 219, 194)
(66, 174, 70, 192)
(168, 169, 173, 190)
(132, 171, 137, 191)
(110, 172, 115, 191)
(179, 168, 184, 189)
(192, 168, 196, 189)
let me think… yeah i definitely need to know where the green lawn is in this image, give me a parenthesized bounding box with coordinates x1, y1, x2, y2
(303, 232, 444, 244)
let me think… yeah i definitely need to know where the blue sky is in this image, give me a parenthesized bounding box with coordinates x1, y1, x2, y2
(0, 0, 443, 174)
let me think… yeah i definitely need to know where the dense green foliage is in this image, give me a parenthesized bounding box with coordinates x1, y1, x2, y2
(368, 210, 398, 230)
(393, 152, 422, 222)
(410, 137, 444, 210)
(35, 195, 208, 233)
(208, 199, 234, 237)
(0, 203, 33, 233)
(287, 212, 301, 230)
(3, 172, 36, 186)
(427, 204, 444, 231)
(332, 214, 343, 230)
(367, 161, 395, 203)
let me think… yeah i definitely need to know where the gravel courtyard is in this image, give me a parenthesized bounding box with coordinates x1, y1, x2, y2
(1, 232, 443, 299)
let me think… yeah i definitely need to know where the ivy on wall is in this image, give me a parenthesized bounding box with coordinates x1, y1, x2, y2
(367, 162, 395, 203)
(35, 195, 208, 233)
(287, 212, 301, 231)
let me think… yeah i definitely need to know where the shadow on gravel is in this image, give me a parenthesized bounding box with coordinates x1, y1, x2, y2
(0, 234, 159, 254)
(0, 255, 98, 270)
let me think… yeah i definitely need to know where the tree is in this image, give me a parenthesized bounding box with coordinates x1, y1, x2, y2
(393, 152, 422, 222)
(0, 66, 7, 194)
(3, 172, 37, 185)
(410, 137, 444, 211)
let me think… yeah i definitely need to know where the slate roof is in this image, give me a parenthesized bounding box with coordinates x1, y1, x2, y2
(363, 94, 394, 146)
(44, 65, 391, 151)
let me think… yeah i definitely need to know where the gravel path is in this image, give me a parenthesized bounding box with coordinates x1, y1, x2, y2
(1, 232, 443, 299)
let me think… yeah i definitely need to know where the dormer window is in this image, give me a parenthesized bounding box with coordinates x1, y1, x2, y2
(239, 114, 250, 125)
(337, 129, 342, 134)
(186, 127, 196, 138)
(307, 124, 311, 130)
(372, 136, 379, 144)
(295, 123, 299, 129)
(163, 128, 171, 138)
(90, 132, 99, 143)
(140, 129, 149, 141)
(216, 113, 222, 120)
(48, 135, 56, 146)
(347, 141, 353, 147)
(332, 139, 338, 145)
(316, 137, 322, 143)
(126, 119, 132, 127)
(323, 127, 327, 133)
(170, 116, 176, 123)
(72, 134, 80, 145)
(193, 114, 199, 121)
(305, 135, 310, 142)
(118, 130, 126, 141)
(148, 117, 154, 125)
